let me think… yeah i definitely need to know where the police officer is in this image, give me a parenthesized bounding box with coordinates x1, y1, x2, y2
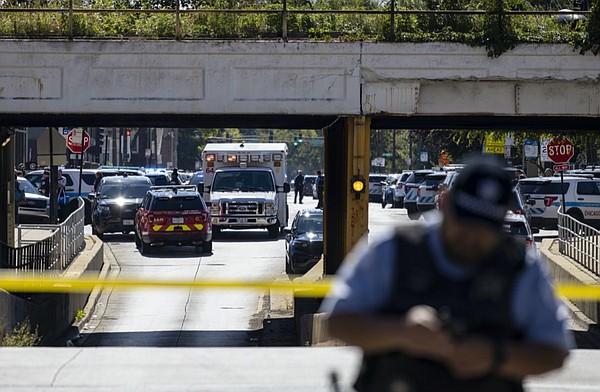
(321, 158, 572, 392)
(294, 169, 304, 204)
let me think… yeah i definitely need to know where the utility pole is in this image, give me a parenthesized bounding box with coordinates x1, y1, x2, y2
(392, 129, 397, 173)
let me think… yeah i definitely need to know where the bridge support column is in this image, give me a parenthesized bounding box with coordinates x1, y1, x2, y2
(323, 116, 370, 275)
(0, 127, 16, 246)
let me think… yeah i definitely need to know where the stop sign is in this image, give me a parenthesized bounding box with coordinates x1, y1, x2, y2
(547, 137, 574, 164)
(66, 129, 91, 154)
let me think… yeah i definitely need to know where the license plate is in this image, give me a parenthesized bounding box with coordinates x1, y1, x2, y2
(123, 219, 134, 226)
(172, 217, 184, 224)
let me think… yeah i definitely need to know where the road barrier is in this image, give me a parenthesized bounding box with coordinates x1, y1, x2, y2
(0, 197, 85, 272)
(558, 207, 600, 276)
(0, 273, 598, 301)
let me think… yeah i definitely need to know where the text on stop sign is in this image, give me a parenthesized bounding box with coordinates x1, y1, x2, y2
(548, 144, 573, 157)
(68, 133, 89, 146)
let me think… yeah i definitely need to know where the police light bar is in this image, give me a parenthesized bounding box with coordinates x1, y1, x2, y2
(205, 154, 216, 162)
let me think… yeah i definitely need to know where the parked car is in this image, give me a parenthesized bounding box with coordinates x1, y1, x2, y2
(17, 177, 49, 223)
(134, 185, 213, 255)
(285, 209, 324, 274)
(503, 212, 535, 247)
(26, 168, 98, 224)
(519, 176, 600, 229)
(145, 172, 172, 186)
(91, 176, 152, 239)
(381, 173, 401, 208)
(403, 170, 434, 213)
(187, 171, 205, 193)
(392, 171, 412, 209)
(302, 175, 317, 199)
(416, 172, 446, 212)
(368, 174, 387, 203)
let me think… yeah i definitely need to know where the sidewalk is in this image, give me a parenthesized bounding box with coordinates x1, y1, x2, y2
(14, 225, 56, 247)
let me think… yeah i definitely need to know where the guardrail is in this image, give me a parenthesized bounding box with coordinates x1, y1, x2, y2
(557, 206, 600, 276)
(0, 197, 85, 272)
(0, 1, 591, 41)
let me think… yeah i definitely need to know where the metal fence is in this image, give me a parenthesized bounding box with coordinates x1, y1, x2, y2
(557, 207, 600, 276)
(0, 197, 85, 273)
(0, 0, 591, 41)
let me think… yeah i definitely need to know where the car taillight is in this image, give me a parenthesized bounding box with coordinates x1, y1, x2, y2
(544, 196, 558, 207)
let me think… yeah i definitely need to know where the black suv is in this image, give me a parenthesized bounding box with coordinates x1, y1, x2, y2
(91, 176, 152, 240)
(284, 209, 323, 274)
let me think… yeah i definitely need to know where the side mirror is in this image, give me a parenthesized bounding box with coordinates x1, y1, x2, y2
(283, 183, 291, 193)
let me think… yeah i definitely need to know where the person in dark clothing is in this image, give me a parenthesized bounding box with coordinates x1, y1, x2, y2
(321, 158, 571, 392)
(94, 171, 103, 193)
(315, 170, 324, 209)
(170, 168, 181, 185)
(40, 170, 50, 197)
(294, 170, 304, 204)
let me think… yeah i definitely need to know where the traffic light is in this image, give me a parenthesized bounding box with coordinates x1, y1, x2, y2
(97, 128, 105, 150)
(126, 129, 131, 137)
(298, 132, 303, 143)
(350, 175, 366, 199)
(293, 136, 298, 147)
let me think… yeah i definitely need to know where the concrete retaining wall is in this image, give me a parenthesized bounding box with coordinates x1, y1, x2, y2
(0, 235, 104, 344)
(540, 238, 600, 324)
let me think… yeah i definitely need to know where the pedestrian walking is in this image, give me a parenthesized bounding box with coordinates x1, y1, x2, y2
(40, 170, 50, 197)
(294, 170, 304, 204)
(315, 170, 324, 209)
(321, 158, 572, 392)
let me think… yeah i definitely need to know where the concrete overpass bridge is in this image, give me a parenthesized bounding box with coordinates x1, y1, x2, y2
(1, 40, 599, 267)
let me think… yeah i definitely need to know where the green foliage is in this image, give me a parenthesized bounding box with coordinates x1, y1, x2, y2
(1, 319, 41, 347)
(577, 0, 600, 54)
(0, 0, 596, 55)
(75, 309, 86, 322)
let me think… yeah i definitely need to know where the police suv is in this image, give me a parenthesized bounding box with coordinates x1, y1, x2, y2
(519, 176, 600, 229)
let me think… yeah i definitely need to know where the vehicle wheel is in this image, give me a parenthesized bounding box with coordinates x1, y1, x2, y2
(268, 224, 280, 239)
(567, 209, 585, 224)
(202, 240, 213, 254)
(140, 240, 152, 255)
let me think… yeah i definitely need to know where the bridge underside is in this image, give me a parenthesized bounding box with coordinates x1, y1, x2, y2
(1, 113, 599, 130)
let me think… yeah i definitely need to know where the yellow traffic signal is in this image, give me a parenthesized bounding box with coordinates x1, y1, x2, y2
(352, 179, 365, 192)
(350, 176, 366, 199)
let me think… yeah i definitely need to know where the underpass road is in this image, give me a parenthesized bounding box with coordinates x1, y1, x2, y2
(82, 193, 324, 347)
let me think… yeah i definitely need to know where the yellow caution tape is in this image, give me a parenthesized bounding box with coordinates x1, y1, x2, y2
(0, 273, 334, 298)
(0, 273, 599, 300)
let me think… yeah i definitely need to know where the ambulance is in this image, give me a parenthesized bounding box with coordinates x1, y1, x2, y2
(202, 143, 291, 238)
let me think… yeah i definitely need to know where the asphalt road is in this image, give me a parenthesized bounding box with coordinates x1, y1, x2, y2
(80, 193, 583, 349)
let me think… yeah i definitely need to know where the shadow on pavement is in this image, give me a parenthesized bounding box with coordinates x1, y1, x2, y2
(78, 330, 265, 347)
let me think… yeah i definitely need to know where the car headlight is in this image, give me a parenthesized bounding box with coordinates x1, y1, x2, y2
(265, 202, 277, 215)
(97, 204, 110, 214)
